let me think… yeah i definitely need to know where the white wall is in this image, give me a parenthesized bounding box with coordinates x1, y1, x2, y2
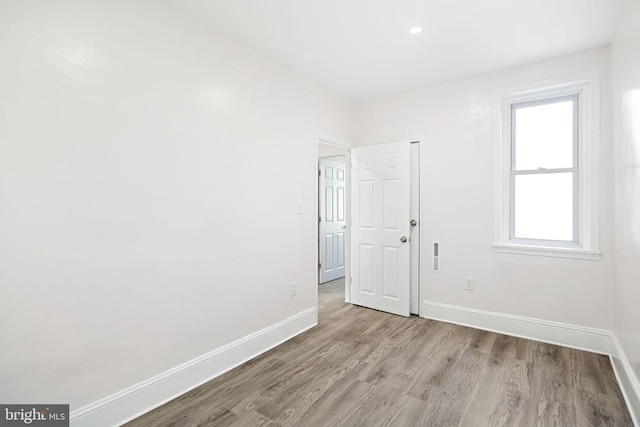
(318, 143, 348, 158)
(355, 48, 614, 330)
(2, 0, 635, 418)
(0, 0, 353, 410)
(612, 0, 640, 394)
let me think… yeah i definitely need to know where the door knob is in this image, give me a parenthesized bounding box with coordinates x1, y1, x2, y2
(400, 236, 408, 243)
(410, 219, 417, 226)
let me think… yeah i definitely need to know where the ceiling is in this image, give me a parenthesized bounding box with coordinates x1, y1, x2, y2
(162, 0, 627, 103)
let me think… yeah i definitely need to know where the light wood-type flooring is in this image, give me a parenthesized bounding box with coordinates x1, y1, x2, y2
(126, 279, 633, 426)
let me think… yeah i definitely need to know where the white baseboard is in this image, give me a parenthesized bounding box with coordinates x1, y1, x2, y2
(424, 301, 640, 425)
(424, 301, 611, 354)
(70, 308, 317, 427)
(610, 333, 640, 426)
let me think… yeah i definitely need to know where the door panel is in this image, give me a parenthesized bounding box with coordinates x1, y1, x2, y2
(325, 186, 333, 221)
(384, 179, 400, 229)
(336, 232, 345, 267)
(359, 181, 374, 227)
(351, 141, 411, 317)
(359, 244, 375, 293)
(382, 246, 400, 298)
(319, 158, 346, 283)
(337, 187, 345, 221)
(324, 234, 334, 270)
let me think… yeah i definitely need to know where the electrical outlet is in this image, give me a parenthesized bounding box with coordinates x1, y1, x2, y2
(465, 277, 475, 292)
(290, 281, 297, 297)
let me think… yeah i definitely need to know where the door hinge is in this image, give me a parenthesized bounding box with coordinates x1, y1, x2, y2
(318, 262, 321, 269)
(319, 216, 321, 223)
(318, 170, 321, 176)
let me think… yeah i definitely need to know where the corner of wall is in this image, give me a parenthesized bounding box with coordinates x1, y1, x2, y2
(610, 333, 640, 426)
(69, 308, 317, 427)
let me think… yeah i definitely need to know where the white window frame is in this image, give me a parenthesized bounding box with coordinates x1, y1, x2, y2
(493, 72, 601, 260)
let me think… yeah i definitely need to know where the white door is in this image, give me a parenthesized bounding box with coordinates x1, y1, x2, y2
(351, 141, 411, 317)
(319, 158, 346, 283)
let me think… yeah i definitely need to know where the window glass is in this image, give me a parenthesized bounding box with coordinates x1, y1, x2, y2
(513, 173, 573, 241)
(514, 99, 574, 170)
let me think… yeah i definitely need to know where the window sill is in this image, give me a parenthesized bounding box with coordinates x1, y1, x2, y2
(492, 243, 601, 261)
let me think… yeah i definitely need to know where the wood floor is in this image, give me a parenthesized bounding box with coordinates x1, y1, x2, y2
(126, 279, 633, 426)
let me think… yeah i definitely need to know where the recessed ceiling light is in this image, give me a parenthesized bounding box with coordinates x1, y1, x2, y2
(408, 26, 423, 35)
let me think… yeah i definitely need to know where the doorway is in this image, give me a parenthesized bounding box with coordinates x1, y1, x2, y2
(319, 155, 347, 283)
(315, 137, 421, 317)
(318, 141, 349, 286)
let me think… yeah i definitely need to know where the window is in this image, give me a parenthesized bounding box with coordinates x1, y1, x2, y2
(494, 74, 600, 260)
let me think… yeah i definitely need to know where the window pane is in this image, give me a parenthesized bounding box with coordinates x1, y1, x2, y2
(514, 99, 574, 170)
(513, 173, 573, 241)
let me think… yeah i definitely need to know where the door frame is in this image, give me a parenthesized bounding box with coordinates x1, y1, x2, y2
(409, 141, 421, 315)
(315, 134, 423, 316)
